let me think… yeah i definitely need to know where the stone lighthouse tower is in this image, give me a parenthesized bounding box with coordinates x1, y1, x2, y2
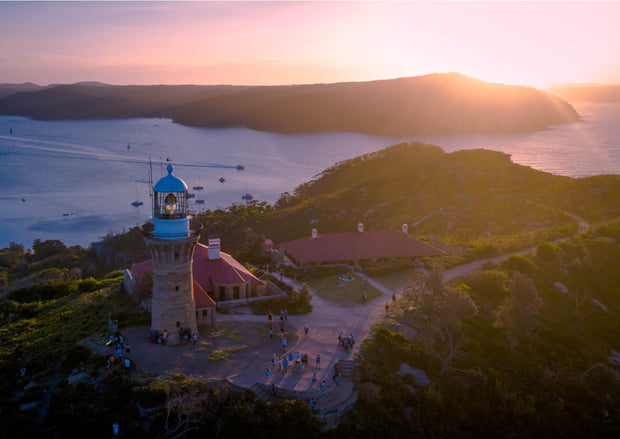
(141, 164, 202, 342)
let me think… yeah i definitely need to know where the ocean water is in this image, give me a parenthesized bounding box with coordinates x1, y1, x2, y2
(0, 101, 618, 249)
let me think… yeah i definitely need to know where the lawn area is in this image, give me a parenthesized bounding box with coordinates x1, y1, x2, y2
(373, 269, 424, 291)
(307, 275, 383, 305)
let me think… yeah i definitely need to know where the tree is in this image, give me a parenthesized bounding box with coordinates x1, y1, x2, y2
(413, 270, 478, 374)
(493, 272, 543, 352)
(32, 239, 67, 261)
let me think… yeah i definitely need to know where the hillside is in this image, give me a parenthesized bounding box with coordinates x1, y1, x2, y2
(550, 84, 620, 103)
(0, 73, 579, 136)
(173, 73, 579, 136)
(0, 82, 49, 99)
(0, 84, 245, 120)
(249, 143, 618, 244)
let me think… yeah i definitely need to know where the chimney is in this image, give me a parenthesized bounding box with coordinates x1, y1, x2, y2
(402, 224, 408, 234)
(311, 228, 318, 239)
(358, 222, 364, 233)
(208, 238, 220, 259)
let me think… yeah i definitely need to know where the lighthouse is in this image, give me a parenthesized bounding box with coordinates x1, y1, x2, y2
(141, 164, 203, 342)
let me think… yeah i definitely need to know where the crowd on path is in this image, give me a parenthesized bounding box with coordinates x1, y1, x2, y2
(106, 332, 133, 376)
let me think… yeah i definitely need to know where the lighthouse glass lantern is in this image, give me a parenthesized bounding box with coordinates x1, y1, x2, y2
(152, 164, 190, 239)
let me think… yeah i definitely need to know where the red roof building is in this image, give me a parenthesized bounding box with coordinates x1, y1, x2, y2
(279, 228, 443, 265)
(129, 242, 267, 308)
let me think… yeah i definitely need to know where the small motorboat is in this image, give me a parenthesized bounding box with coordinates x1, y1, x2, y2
(236, 164, 244, 170)
(195, 199, 205, 204)
(193, 185, 204, 190)
(219, 177, 225, 183)
(187, 193, 195, 198)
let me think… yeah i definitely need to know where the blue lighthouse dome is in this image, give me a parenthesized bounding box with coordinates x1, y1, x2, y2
(153, 164, 188, 193)
(152, 164, 191, 239)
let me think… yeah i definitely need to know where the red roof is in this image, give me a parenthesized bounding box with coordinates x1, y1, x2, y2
(193, 280, 216, 308)
(279, 230, 443, 264)
(130, 243, 264, 303)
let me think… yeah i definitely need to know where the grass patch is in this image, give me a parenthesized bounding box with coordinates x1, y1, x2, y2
(307, 275, 383, 305)
(372, 270, 425, 291)
(209, 345, 248, 362)
(201, 322, 244, 342)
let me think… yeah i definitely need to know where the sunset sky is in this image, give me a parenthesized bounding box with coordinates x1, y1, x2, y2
(1, 1, 619, 89)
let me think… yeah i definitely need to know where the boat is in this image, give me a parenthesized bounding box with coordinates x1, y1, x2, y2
(127, 143, 130, 150)
(187, 193, 195, 198)
(195, 199, 205, 204)
(241, 183, 253, 201)
(236, 164, 244, 170)
(219, 177, 225, 183)
(192, 185, 204, 190)
(131, 189, 143, 206)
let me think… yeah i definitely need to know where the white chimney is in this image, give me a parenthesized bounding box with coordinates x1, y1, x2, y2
(402, 224, 408, 234)
(208, 238, 220, 260)
(311, 228, 318, 239)
(358, 222, 364, 233)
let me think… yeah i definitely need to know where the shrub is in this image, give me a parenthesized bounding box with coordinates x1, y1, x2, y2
(104, 270, 123, 279)
(61, 344, 92, 372)
(9, 280, 77, 302)
(360, 258, 415, 277)
(77, 277, 100, 293)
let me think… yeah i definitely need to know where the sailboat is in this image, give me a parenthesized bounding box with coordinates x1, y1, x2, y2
(241, 184, 253, 201)
(131, 189, 143, 206)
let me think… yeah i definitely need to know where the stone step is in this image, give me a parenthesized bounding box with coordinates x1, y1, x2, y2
(335, 359, 354, 378)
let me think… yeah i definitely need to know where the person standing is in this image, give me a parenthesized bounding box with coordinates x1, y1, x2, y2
(304, 324, 309, 337)
(269, 327, 273, 338)
(316, 353, 321, 369)
(192, 332, 197, 347)
(282, 337, 287, 350)
(112, 422, 119, 436)
(124, 358, 131, 376)
(265, 367, 270, 382)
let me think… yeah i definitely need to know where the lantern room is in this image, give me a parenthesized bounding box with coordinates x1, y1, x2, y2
(152, 164, 190, 239)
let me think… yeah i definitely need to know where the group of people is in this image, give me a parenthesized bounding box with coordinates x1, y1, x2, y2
(270, 351, 311, 374)
(338, 332, 355, 351)
(267, 309, 291, 334)
(106, 332, 132, 374)
(148, 329, 169, 345)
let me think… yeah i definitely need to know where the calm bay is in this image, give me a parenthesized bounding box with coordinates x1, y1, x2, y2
(0, 101, 618, 249)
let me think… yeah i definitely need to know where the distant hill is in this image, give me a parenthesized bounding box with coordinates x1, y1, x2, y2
(0, 73, 578, 136)
(0, 84, 246, 119)
(549, 84, 620, 103)
(0, 82, 49, 99)
(173, 74, 579, 136)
